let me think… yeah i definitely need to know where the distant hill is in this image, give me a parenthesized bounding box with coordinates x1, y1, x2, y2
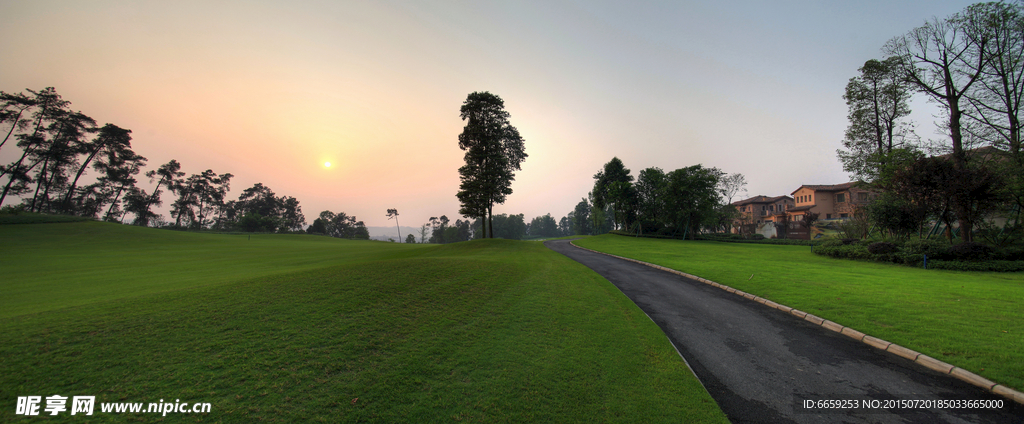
(366, 226, 422, 240)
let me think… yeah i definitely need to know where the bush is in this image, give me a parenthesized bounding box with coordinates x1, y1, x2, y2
(948, 242, 994, 261)
(994, 245, 1024, 261)
(0, 204, 27, 215)
(896, 253, 925, 266)
(836, 216, 869, 239)
(928, 260, 1024, 272)
(818, 239, 846, 248)
(811, 236, 1019, 271)
(866, 193, 922, 240)
(901, 238, 950, 259)
(868, 242, 899, 255)
(813, 240, 872, 260)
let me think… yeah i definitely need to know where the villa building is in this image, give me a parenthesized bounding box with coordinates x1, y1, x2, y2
(786, 182, 875, 222)
(732, 195, 794, 227)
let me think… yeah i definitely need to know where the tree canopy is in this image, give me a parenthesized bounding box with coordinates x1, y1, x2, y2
(456, 91, 527, 239)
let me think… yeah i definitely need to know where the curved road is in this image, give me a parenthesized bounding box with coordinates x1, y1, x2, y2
(545, 239, 1020, 424)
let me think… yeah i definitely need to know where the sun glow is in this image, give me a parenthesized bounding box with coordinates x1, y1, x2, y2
(324, 161, 331, 168)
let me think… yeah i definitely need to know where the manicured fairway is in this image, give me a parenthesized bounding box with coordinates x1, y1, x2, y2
(574, 234, 1024, 392)
(0, 221, 426, 318)
(0, 222, 727, 423)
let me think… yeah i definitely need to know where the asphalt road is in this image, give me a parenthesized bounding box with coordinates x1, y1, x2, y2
(545, 239, 1021, 424)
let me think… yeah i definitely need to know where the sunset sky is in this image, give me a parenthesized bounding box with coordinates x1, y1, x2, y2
(0, 0, 980, 229)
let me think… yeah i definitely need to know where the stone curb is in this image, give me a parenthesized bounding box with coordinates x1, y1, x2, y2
(567, 241, 1024, 405)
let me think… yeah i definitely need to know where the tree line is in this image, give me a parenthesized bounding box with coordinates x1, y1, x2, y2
(837, 1, 1023, 245)
(0, 87, 369, 235)
(583, 157, 743, 239)
(427, 157, 742, 243)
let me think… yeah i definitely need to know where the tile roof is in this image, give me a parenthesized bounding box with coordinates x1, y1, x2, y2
(731, 195, 792, 206)
(791, 182, 860, 195)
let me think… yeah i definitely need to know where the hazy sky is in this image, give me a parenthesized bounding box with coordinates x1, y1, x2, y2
(0, 0, 980, 227)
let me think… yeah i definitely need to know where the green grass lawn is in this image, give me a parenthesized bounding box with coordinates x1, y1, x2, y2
(575, 234, 1024, 392)
(0, 222, 726, 423)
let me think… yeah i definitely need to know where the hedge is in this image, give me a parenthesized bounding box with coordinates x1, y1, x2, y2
(812, 237, 1023, 272)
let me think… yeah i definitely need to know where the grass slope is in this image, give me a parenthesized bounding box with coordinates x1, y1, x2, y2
(0, 223, 726, 423)
(0, 221, 426, 318)
(575, 234, 1024, 392)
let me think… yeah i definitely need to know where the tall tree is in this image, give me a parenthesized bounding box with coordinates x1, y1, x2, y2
(0, 91, 35, 154)
(662, 165, 724, 239)
(431, 215, 450, 243)
(0, 88, 69, 207)
(528, 213, 559, 238)
(140, 160, 184, 226)
(29, 109, 97, 212)
(838, 57, 916, 182)
(571, 198, 592, 235)
(279, 196, 304, 231)
(61, 123, 133, 213)
(959, 1, 1024, 155)
(885, 14, 988, 170)
(95, 148, 147, 221)
(635, 167, 667, 231)
(959, 1, 1024, 243)
(558, 215, 572, 236)
(123, 186, 158, 225)
(717, 172, 748, 205)
(885, 9, 992, 241)
(419, 223, 430, 243)
(456, 91, 527, 239)
(592, 157, 635, 230)
(386, 208, 401, 242)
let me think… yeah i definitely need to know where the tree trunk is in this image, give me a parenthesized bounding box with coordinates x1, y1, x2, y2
(29, 155, 50, 212)
(0, 148, 35, 206)
(0, 109, 25, 152)
(63, 146, 102, 212)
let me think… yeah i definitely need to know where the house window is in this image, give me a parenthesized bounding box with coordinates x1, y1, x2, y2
(836, 193, 846, 203)
(826, 214, 832, 219)
(858, 192, 868, 202)
(840, 213, 848, 218)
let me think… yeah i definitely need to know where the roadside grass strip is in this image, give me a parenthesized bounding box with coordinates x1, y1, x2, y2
(573, 235, 1024, 397)
(0, 223, 727, 422)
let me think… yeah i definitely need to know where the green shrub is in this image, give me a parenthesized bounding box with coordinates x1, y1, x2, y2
(608, 231, 819, 245)
(0, 204, 27, 215)
(994, 245, 1024, 261)
(901, 238, 950, 259)
(818, 239, 845, 248)
(868, 242, 899, 255)
(948, 242, 994, 261)
(928, 260, 1024, 272)
(897, 252, 925, 266)
(813, 241, 872, 260)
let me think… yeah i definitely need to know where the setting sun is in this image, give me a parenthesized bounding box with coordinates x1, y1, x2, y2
(324, 161, 331, 168)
